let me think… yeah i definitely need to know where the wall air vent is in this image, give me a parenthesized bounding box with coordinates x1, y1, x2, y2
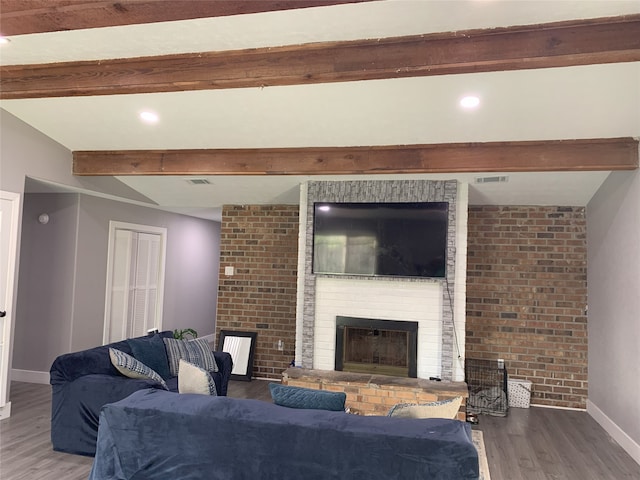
(474, 175, 509, 184)
(186, 179, 211, 185)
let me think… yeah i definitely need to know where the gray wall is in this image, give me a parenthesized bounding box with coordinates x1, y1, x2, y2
(73, 194, 221, 352)
(13, 192, 221, 372)
(13, 194, 80, 371)
(587, 169, 640, 456)
(2, 109, 221, 374)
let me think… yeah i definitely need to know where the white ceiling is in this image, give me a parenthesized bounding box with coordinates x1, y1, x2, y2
(2, 0, 639, 221)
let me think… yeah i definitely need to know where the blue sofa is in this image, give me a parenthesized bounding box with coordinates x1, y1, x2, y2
(50, 331, 233, 456)
(89, 388, 479, 480)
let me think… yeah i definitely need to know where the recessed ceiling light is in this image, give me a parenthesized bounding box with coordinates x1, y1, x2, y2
(139, 111, 159, 124)
(460, 95, 480, 109)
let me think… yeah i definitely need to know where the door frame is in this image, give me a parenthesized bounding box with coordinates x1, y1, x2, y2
(103, 221, 167, 344)
(0, 191, 21, 419)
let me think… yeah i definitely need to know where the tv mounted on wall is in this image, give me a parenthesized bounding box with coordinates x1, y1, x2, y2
(312, 202, 448, 278)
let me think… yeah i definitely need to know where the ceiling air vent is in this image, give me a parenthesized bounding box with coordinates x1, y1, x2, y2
(186, 179, 211, 185)
(474, 175, 509, 184)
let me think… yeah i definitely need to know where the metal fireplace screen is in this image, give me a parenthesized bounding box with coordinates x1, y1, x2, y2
(335, 316, 418, 378)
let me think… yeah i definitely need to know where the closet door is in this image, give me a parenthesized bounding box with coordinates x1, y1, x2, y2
(130, 232, 161, 338)
(104, 223, 166, 344)
(107, 229, 135, 342)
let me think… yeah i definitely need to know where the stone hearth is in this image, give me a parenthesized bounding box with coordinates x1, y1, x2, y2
(282, 367, 468, 420)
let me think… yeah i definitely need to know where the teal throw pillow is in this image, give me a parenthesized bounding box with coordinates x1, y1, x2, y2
(269, 383, 346, 411)
(127, 334, 172, 380)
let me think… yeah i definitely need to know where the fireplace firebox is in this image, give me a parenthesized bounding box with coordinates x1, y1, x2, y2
(335, 316, 418, 378)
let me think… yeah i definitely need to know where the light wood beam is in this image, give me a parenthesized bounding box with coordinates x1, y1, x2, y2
(0, 0, 371, 36)
(72, 138, 639, 176)
(2, 15, 639, 99)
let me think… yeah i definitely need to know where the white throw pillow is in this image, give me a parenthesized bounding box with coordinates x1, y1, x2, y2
(388, 396, 463, 419)
(178, 359, 218, 396)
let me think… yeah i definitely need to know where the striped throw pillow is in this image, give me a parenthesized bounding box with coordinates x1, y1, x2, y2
(163, 337, 219, 377)
(109, 348, 168, 390)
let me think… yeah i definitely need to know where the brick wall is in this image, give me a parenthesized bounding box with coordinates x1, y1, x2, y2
(466, 206, 588, 408)
(216, 203, 589, 408)
(216, 205, 299, 379)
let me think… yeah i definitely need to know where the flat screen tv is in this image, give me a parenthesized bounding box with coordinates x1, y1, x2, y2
(312, 202, 448, 278)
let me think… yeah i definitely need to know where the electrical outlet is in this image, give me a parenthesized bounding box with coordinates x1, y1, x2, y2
(277, 339, 284, 351)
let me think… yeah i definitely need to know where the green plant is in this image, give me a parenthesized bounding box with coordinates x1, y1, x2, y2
(173, 328, 198, 340)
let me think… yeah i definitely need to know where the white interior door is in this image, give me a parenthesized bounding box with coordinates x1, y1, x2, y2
(130, 232, 160, 338)
(107, 229, 136, 342)
(104, 222, 166, 344)
(0, 191, 20, 419)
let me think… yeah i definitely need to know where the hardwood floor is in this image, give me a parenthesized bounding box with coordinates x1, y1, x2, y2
(474, 407, 640, 480)
(1, 380, 638, 479)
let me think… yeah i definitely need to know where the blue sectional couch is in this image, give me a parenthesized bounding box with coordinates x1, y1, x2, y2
(89, 388, 479, 480)
(49, 331, 233, 456)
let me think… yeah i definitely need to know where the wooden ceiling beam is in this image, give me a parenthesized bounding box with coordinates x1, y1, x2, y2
(0, 0, 371, 36)
(72, 138, 639, 176)
(2, 15, 639, 99)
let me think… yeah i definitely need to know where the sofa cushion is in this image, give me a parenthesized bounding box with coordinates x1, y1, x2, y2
(178, 359, 218, 396)
(127, 334, 172, 380)
(109, 348, 168, 390)
(163, 337, 218, 377)
(90, 390, 480, 480)
(269, 383, 346, 411)
(387, 396, 463, 419)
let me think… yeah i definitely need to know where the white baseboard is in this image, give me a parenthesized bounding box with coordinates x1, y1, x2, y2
(11, 369, 50, 385)
(531, 403, 586, 412)
(0, 401, 12, 420)
(587, 399, 640, 466)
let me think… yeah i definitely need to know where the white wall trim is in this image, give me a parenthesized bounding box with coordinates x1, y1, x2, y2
(0, 190, 22, 415)
(11, 368, 50, 385)
(0, 401, 11, 420)
(531, 403, 586, 412)
(587, 399, 640, 466)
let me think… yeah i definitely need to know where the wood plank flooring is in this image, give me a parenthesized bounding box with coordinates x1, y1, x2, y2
(1, 381, 639, 479)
